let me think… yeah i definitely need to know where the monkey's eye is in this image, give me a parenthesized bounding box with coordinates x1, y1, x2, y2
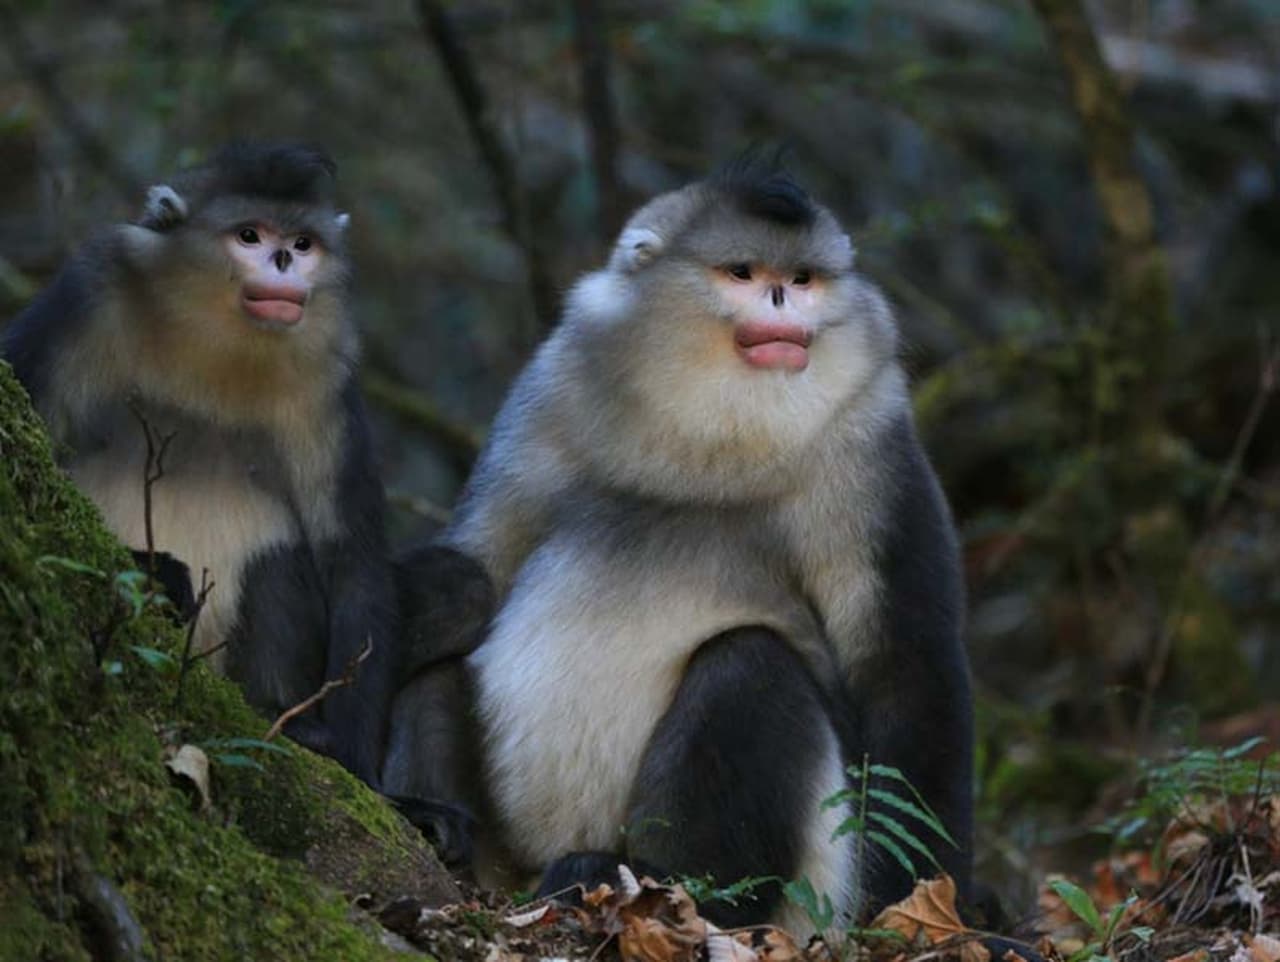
(293, 236, 313, 252)
(237, 227, 261, 245)
(726, 263, 753, 281)
(792, 270, 812, 287)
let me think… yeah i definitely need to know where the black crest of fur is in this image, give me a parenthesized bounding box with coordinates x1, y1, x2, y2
(713, 150, 816, 227)
(204, 142, 337, 205)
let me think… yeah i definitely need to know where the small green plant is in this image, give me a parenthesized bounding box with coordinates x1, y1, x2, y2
(460, 908, 498, 940)
(36, 554, 107, 579)
(827, 756, 958, 883)
(202, 736, 293, 772)
(1048, 878, 1153, 962)
(782, 876, 834, 931)
(1101, 737, 1280, 846)
(681, 873, 780, 909)
(38, 556, 174, 669)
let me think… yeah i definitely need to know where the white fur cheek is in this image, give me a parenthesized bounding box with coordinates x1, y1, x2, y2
(565, 271, 634, 327)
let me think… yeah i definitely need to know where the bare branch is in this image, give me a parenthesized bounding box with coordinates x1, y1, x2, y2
(264, 635, 373, 743)
(360, 370, 484, 462)
(0, 5, 139, 202)
(415, 0, 557, 339)
(1137, 327, 1280, 738)
(128, 402, 177, 578)
(1030, 0, 1174, 424)
(173, 569, 216, 713)
(570, 0, 624, 243)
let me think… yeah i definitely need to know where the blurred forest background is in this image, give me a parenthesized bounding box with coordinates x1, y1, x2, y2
(1, 0, 1278, 909)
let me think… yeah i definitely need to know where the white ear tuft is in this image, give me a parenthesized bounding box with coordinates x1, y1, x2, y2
(141, 184, 188, 230)
(609, 227, 663, 273)
(334, 212, 351, 231)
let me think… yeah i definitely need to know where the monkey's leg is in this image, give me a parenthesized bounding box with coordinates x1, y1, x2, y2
(383, 660, 479, 868)
(539, 626, 855, 932)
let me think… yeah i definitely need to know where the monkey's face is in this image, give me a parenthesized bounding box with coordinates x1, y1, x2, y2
(116, 197, 354, 420)
(561, 195, 898, 501)
(709, 262, 822, 373)
(222, 223, 327, 332)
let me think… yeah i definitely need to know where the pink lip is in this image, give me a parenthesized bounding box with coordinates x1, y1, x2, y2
(242, 282, 307, 326)
(734, 321, 812, 371)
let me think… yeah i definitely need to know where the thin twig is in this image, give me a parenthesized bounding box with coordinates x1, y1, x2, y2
(128, 402, 177, 578)
(1030, 0, 1174, 426)
(414, 0, 557, 338)
(361, 370, 484, 460)
(569, 0, 624, 243)
(585, 932, 615, 962)
(190, 639, 229, 663)
(173, 569, 215, 713)
(1136, 328, 1280, 740)
(1237, 835, 1259, 934)
(264, 635, 373, 741)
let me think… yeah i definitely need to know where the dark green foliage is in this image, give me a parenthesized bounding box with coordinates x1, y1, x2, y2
(1101, 737, 1280, 848)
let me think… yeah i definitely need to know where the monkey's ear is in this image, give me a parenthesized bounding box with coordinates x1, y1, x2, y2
(139, 184, 189, 231)
(608, 226, 664, 273)
(334, 212, 351, 232)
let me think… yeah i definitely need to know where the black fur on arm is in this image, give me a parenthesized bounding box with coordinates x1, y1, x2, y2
(394, 542, 494, 677)
(839, 417, 973, 917)
(313, 383, 398, 788)
(2, 245, 104, 401)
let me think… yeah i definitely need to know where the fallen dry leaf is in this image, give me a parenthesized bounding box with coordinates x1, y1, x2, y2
(619, 912, 703, 962)
(503, 904, 552, 928)
(1248, 933, 1280, 962)
(164, 743, 211, 811)
(871, 874, 989, 962)
(704, 925, 758, 962)
(872, 875, 968, 943)
(756, 927, 804, 962)
(1164, 951, 1209, 962)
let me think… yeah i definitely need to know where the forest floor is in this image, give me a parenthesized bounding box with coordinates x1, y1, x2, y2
(366, 780, 1280, 962)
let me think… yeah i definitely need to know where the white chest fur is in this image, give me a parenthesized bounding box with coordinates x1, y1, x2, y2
(470, 532, 791, 868)
(69, 442, 296, 667)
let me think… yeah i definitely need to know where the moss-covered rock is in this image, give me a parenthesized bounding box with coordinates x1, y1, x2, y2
(0, 361, 455, 960)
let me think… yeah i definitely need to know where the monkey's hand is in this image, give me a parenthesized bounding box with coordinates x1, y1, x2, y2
(388, 795, 475, 868)
(394, 544, 495, 675)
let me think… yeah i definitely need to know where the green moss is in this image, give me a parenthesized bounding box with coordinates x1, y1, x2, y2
(0, 878, 90, 962)
(0, 362, 400, 961)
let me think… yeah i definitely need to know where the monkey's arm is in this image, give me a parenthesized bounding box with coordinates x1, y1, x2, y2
(824, 421, 973, 917)
(394, 543, 494, 677)
(2, 239, 110, 409)
(443, 368, 576, 596)
(311, 387, 398, 787)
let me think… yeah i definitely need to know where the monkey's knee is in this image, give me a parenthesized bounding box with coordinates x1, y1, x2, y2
(624, 627, 851, 929)
(389, 795, 476, 868)
(383, 663, 482, 867)
(383, 662, 476, 800)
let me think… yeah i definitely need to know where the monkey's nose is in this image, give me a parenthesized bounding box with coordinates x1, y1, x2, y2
(272, 249, 292, 272)
(770, 285, 785, 308)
